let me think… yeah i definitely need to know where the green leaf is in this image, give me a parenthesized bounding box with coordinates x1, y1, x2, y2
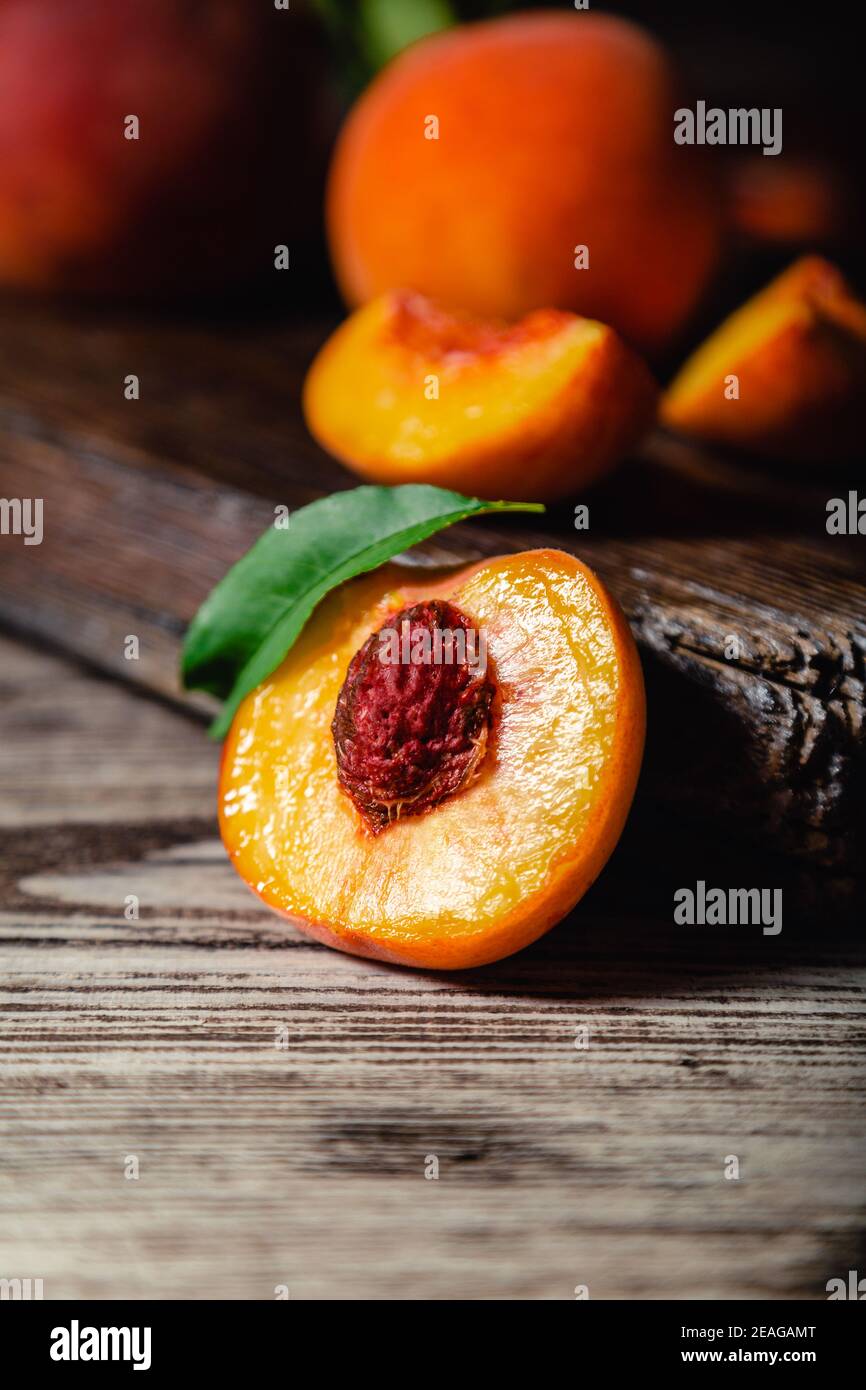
(181, 484, 544, 739)
(309, 0, 457, 96)
(359, 0, 456, 70)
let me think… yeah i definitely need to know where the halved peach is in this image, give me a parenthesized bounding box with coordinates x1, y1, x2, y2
(302, 291, 658, 501)
(661, 256, 866, 461)
(219, 548, 645, 970)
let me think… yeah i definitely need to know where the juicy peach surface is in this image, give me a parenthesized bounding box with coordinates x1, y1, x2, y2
(327, 11, 721, 351)
(661, 256, 866, 461)
(303, 291, 658, 501)
(219, 549, 645, 970)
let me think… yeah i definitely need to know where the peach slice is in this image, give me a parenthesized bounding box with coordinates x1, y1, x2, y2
(661, 256, 866, 461)
(219, 549, 645, 970)
(302, 291, 658, 502)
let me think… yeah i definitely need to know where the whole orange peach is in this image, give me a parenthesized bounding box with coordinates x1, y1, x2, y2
(327, 11, 722, 351)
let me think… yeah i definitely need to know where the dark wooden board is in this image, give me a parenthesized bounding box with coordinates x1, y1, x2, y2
(0, 304, 864, 906)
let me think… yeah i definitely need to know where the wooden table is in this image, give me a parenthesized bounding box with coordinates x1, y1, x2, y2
(1, 305, 864, 1300)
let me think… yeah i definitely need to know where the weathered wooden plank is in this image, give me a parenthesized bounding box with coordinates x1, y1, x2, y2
(0, 638, 219, 829)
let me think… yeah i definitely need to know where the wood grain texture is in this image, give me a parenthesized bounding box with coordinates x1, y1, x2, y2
(0, 305, 863, 890)
(1, 635, 864, 1301)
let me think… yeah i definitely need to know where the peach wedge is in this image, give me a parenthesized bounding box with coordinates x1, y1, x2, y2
(303, 291, 658, 501)
(661, 256, 866, 461)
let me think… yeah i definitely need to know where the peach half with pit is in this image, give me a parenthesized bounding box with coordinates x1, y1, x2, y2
(219, 548, 645, 970)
